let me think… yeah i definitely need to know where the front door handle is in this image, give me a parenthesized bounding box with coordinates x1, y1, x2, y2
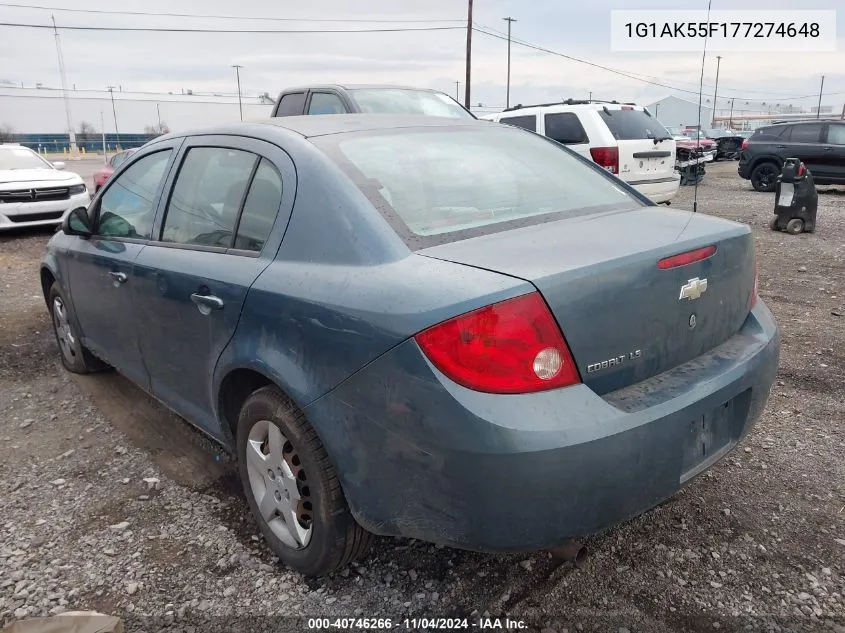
(775, 144, 787, 149)
(109, 271, 127, 285)
(823, 146, 834, 152)
(190, 293, 224, 315)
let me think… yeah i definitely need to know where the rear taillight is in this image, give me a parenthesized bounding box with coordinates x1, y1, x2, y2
(589, 146, 619, 174)
(657, 245, 717, 269)
(798, 162, 806, 177)
(415, 292, 581, 394)
(741, 139, 749, 151)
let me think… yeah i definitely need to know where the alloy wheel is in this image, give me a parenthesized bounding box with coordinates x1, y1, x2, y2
(52, 297, 79, 364)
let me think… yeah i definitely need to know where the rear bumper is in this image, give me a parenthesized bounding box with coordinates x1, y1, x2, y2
(628, 175, 681, 204)
(0, 192, 90, 230)
(306, 301, 779, 551)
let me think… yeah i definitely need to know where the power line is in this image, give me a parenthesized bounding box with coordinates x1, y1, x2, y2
(472, 26, 842, 104)
(0, 3, 464, 23)
(0, 92, 270, 105)
(0, 21, 465, 34)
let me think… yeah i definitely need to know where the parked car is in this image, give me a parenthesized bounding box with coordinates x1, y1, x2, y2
(270, 84, 474, 119)
(0, 144, 90, 230)
(41, 115, 779, 576)
(739, 120, 845, 192)
(93, 148, 138, 192)
(482, 101, 679, 204)
(660, 125, 716, 185)
(690, 128, 745, 161)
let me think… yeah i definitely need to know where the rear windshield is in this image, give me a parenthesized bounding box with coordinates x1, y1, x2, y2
(314, 126, 641, 248)
(349, 89, 473, 119)
(598, 109, 666, 140)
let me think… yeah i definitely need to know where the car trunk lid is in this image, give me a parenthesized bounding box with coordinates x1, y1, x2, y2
(418, 207, 755, 394)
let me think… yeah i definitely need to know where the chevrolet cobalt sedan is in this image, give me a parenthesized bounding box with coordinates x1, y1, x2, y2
(41, 116, 779, 576)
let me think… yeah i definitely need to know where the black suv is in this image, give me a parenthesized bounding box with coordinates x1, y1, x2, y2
(270, 84, 474, 119)
(738, 120, 845, 191)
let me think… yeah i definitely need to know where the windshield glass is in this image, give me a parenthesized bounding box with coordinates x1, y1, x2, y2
(665, 126, 683, 136)
(316, 126, 641, 247)
(598, 109, 667, 140)
(349, 89, 473, 119)
(0, 147, 52, 170)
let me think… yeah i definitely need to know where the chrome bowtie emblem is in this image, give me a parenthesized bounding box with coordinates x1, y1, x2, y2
(679, 277, 708, 301)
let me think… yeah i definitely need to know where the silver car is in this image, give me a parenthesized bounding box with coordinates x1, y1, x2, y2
(0, 144, 90, 230)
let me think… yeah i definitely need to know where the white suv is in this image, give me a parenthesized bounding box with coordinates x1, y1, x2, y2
(0, 144, 90, 230)
(481, 101, 679, 204)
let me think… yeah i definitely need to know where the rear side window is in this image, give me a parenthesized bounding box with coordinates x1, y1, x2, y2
(598, 109, 664, 140)
(308, 93, 347, 115)
(750, 126, 785, 140)
(544, 113, 588, 144)
(234, 159, 283, 252)
(499, 115, 536, 132)
(275, 92, 306, 116)
(161, 147, 257, 248)
(316, 127, 640, 248)
(786, 124, 823, 143)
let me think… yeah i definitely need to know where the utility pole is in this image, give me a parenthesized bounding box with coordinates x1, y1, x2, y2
(156, 103, 162, 133)
(100, 111, 106, 163)
(454, 81, 461, 101)
(816, 75, 825, 119)
(51, 15, 77, 153)
(502, 16, 516, 109)
(589, 91, 592, 102)
(711, 55, 722, 127)
(232, 64, 243, 121)
(464, 0, 473, 109)
(728, 98, 734, 129)
(107, 86, 119, 139)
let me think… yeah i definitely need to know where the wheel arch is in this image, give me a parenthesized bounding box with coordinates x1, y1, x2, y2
(750, 155, 783, 173)
(39, 264, 57, 307)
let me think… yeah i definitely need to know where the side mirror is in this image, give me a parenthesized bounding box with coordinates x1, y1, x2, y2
(63, 207, 92, 237)
(52, 161, 66, 170)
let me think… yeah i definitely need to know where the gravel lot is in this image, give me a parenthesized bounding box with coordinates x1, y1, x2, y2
(1, 159, 843, 633)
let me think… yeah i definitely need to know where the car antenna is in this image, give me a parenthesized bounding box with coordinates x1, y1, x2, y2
(693, 0, 713, 214)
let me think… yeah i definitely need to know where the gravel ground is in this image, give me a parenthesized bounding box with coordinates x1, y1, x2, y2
(0, 160, 843, 633)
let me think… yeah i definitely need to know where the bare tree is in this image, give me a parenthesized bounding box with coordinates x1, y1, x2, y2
(144, 121, 169, 136)
(77, 121, 97, 136)
(0, 123, 15, 143)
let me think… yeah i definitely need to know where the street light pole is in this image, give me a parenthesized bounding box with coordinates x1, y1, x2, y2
(232, 64, 244, 121)
(711, 55, 722, 127)
(464, 0, 473, 109)
(106, 85, 119, 141)
(454, 81, 461, 101)
(503, 17, 516, 109)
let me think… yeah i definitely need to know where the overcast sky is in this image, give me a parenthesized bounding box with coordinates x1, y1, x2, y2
(1, 0, 843, 128)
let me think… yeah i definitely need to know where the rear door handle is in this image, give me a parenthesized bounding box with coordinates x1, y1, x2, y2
(823, 146, 835, 152)
(775, 144, 787, 149)
(109, 271, 127, 285)
(190, 293, 224, 315)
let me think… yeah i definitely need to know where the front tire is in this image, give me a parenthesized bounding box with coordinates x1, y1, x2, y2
(236, 386, 371, 576)
(48, 282, 107, 374)
(786, 218, 804, 235)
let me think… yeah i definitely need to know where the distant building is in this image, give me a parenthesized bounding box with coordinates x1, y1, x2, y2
(645, 96, 713, 129)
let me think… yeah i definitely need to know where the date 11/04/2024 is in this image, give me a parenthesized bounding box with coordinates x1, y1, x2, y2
(307, 618, 529, 630)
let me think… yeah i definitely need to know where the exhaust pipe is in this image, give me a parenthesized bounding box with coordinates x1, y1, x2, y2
(547, 539, 588, 569)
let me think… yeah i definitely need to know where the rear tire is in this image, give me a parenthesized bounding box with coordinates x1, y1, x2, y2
(236, 386, 371, 577)
(750, 162, 779, 192)
(48, 282, 108, 374)
(769, 216, 780, 231)
(786, 218, 804, 235)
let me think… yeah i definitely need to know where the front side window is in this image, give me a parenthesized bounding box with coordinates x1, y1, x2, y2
(161, 147, 257, 248)
(500, 115, 536, 132)
(316, 126, 639, 247)
(97, 150, 171, 239)
(234, 159, 283, 252)
(307, 93, 347, 115)
(544, 113, 589, 144)
(787, 124, 822, 143)
(826, 124, 845, 145)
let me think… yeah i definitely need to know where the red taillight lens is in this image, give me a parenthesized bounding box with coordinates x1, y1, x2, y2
(415, 292, 581, 394)
(741, 139, 749, 151)
(589, 146, 619, 174)
(657, 245, 717, 269)
(798, 162, 806, 177)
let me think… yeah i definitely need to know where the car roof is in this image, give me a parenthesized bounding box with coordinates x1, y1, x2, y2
(165, 115, 485, 141)
(280, 84, 444, 93)
(492, 102, 646, 117)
